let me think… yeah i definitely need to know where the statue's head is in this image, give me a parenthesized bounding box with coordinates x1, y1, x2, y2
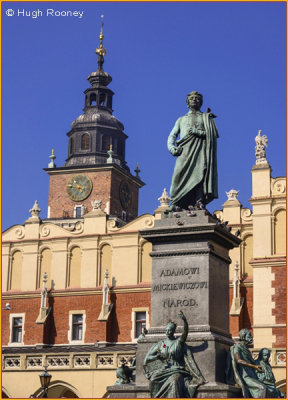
(239, 328, 253, 345)
(186, 91, 203, 110)
(258, 348, 271, 362)
(165, 321, 177, 338)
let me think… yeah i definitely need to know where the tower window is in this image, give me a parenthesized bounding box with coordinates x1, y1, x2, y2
(74, 206, 83, 218)
(69, 138, 74, 154)
(102, 135, 110, 152)
(99, 93, 106, 106)
(122, 211, 127, 221)
(107, 96, 112, 109)
(118, 141, 124, 156)
(90, 93, 97, 106)
(81, 133, 90, 150)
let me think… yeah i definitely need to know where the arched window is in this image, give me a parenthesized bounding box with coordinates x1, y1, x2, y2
(243, 235, 253, 277)
(140, 242, 152, 283)
(102, 135, 110, 152)
(38, 249, 52, 289)
(100, 244, 112, 285)
(274, 209, 286, 254)
(90, 93, 96, 106)
(81, 133, 90, 151)
(10, 251, 22, 290)
(69, 247, 81, 287)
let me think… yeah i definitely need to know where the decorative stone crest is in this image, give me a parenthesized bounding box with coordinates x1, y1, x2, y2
(91, 199, 102, 211)
(255, 129, 268, 165)
(29, 200, 41, 218)
(226, 189, 239, 201)
(158, 188, 170, 207)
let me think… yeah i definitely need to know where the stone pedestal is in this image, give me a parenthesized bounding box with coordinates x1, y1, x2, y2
(108, 210, 242, 398)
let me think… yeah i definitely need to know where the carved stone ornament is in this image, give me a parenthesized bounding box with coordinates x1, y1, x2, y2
(74, 221, 84, 234)
(15, 226, 25, 239)
(226, 189, 239, 201)
(29, 200, 41, 218)
(40, 226, 50, 237)
(255, 129, 268, 164)
(158, 188, 171, 207)
(91, 199, 102, 211)
(276, 351, 286, 365)
(241, 208, 252, 222)
(272, 178, 286, 195)
(144, 216, 154, 227)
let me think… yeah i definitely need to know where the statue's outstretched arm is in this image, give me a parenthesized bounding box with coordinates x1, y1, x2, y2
(179, 311, 188, 343)
(234, 352, 262, 372)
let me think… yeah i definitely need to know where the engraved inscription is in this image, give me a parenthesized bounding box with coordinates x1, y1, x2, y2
(160, 267, 199, 277)
(163, 298, 198, 308)
(153, 282, 208, 291)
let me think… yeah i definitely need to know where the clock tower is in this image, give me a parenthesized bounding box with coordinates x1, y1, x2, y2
(45, 23, 144, 222)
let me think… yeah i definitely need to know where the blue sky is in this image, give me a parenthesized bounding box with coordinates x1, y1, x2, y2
(2, 1, 286, 230)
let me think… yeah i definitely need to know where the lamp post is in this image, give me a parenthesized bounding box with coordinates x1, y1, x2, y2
(39, 365, 52, 398)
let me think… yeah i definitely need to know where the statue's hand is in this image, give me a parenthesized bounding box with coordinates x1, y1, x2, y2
(256, 365, 263, 373)
(157, 352, 166, 360)
(178, 310, 187, 321)
(170, 146, 183, 156)
(189, 127, 205, 138)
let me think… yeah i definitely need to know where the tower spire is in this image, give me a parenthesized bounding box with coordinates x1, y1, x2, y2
(95, 15, 106, 70)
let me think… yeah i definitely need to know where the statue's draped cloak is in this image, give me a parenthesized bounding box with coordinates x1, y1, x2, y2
(144, 338, 205, 398)
(168, 112, 218, 207)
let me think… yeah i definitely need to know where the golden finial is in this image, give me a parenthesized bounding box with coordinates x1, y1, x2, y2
(109, 144, 113, 151)
(96, 15, 106, 69)
(52, 149, 54, 155)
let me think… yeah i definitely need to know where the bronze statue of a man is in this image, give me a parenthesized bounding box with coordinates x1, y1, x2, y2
(226, 329, 283, 398)
(167, 91, 219, 210)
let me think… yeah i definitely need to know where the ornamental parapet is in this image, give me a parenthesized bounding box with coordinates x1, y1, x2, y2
(3, 349, 136, 371)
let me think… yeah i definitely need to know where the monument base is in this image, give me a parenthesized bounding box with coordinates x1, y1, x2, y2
(106, 384, 150, 398)
(106, 383, 242, 398)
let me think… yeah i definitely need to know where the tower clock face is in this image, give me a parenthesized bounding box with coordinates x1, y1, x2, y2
(119, 181, 131, 209)
(66, 175, 93, 201)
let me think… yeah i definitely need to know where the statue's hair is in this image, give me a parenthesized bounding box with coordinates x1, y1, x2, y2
(166, 321, 177, 330)
(258, 348, 270, 358)
(186, 91, 203, 107)
(239, 328, 251, 340)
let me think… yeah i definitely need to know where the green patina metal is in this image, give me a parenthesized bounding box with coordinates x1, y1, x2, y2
(167, 91, 219, 210)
